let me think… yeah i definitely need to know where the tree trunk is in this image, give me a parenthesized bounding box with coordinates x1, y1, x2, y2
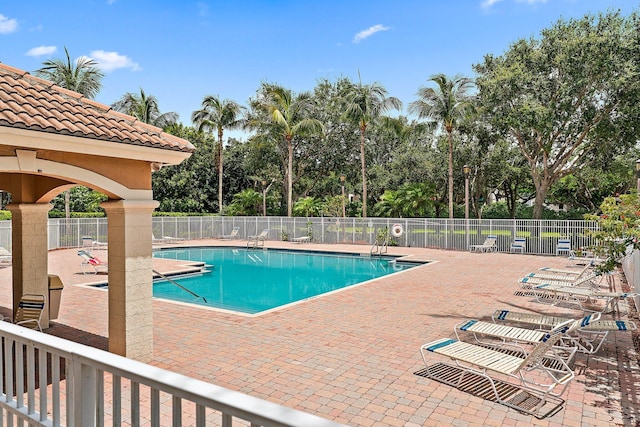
(360, 126, 367, 218)
(218, 128, 224, 214)
(287, 136, 293, 217)
(447, 131, 454, 219)
(532, 179, 551, 219)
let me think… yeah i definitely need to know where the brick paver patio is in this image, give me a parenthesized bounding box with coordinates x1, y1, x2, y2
(0, 240, 638, 426)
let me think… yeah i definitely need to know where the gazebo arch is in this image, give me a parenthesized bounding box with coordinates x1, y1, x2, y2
(0, 63, 193, 361)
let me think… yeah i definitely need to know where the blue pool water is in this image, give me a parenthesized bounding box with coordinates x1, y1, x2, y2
(152, 247, 420, 314)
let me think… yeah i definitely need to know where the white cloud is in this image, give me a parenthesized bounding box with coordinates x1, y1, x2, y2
(88, 50, 141, 72)
(353, 24, 390, 43)
(25, 45, 57, 57)
(0, 14, 18, 34)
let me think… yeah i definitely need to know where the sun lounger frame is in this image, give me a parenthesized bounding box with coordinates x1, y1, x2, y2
(420, 330, 573, 417)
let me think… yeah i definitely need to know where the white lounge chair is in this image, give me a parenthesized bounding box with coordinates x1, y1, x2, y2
(469, 235, 497, 253)
(162, 235, 185, 244)
(247, 229, 269, 248)
(519, 271, 599, 290)
(532, 282, 639, 313)
(493, 309, 637, 354)
(420, 326, 574, 418)
(454, 318, 578, 363)
(292, 236, 311, 244)
(218, 227, 240, 240)
(0, 247, 11, 266)
(510, 238, 526, 254)
(556, 238, 573, 256)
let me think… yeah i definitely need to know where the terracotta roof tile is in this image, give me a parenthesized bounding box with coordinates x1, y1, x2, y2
(0, 63, 194, 153)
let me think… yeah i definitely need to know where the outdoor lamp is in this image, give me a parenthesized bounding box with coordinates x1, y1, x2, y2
(463, 164, 471, 178)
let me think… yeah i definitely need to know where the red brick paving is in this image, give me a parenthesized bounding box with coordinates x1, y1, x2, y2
(0, 240, 638, 426)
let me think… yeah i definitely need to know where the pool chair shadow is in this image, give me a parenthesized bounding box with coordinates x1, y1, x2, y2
(78, 249, 108, 274)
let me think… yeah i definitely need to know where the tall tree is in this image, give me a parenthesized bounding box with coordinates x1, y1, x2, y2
(251, 84, 324, 216)
(34, 46, 104, 99)
(474, 10, 640, 218)
(192, 96, 244, 213)
(112, 88, 178, 128)
(35, 47, 105, 218)
(409, 73, 475, 219)
(342, 76, 402, 217)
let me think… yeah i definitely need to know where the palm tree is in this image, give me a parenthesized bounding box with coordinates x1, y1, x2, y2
(342, 75, 402, 217)
(34, 47, 105, 219)
(192, 96, 244, 214)
(409, 73, 475, 219)
(112, 88, 178, 128)
(34, 47, 104, 99)
(258, 84, 324, 217)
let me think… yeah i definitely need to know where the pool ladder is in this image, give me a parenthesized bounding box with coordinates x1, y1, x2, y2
(370, 232, 389, 256)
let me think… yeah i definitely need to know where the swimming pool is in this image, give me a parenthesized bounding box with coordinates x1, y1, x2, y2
(152, 247, 420, 314)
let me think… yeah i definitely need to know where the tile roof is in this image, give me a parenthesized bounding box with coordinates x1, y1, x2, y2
(0, 63, 194, 154)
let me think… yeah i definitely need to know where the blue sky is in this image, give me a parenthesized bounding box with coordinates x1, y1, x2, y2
(1, 0, 636, 139)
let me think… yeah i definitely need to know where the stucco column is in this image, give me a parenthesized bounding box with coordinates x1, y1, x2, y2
(6, 203, 53, 328)
(101, 199, 159, 362)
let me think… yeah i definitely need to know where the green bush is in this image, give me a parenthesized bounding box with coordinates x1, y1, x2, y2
(0, 210, 10, 220)
(48, 211, 105, 218)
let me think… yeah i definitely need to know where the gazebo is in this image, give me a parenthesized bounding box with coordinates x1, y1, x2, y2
(0, 63, 193, 361)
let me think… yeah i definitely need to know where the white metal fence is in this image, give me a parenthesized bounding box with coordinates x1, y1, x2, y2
(20, 217, 599, 255)
(0, 321, 345, 427)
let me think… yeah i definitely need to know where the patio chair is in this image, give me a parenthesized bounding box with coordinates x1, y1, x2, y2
(510, 237, 526, 254)
(493, 309, 637, 354)
(519, 270, 599, 290)
(469, 235, 497, 253)
(556, 238, 573, 256)
(161, 235, 185, 244)
(247, 229, 269, 248)
(13, 294, 46, 332)
(454, 317, 579, 364)
(78, 249, 108, 274)
(218, 227, 240, 240)
(292, 236, 311, 244)
(532, 282, 639, 313)
(420, 326, 575, 418)
(0, 246, 11, 266)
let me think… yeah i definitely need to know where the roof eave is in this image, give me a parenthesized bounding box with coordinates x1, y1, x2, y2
(0, 126, 191, 166)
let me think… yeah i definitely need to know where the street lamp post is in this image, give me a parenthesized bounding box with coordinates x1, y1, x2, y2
(340, 175, 346, 242)
(635, 160, 640, 197)
(261, 180, 267, 217)
(463, 165, 471, 248)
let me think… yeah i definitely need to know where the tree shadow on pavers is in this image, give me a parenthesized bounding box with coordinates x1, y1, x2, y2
(577, 344, 640, 426)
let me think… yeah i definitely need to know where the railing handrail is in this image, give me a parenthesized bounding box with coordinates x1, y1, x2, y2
(0, 321, 346, 426)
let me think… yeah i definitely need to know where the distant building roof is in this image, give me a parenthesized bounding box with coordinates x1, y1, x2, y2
(0, 62, 194, 154)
